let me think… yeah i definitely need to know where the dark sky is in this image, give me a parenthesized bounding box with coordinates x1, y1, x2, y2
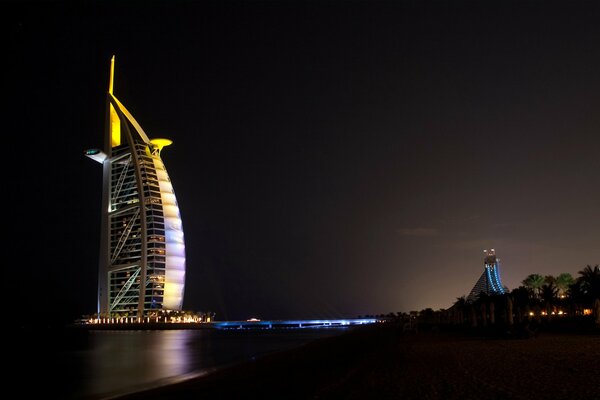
(10, 0, 600, 322)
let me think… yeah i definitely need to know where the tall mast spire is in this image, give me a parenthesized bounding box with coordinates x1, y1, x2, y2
(108, 55, 115, 94)
(108, 55, 120, 147)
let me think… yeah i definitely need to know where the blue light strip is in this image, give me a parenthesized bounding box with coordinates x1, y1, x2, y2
(485, 266, 497, 292)
(492, 263, 505, 294)
(213, 318, 378, 329)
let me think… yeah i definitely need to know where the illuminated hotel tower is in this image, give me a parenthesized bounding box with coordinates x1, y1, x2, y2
(85, 56, 186, 317)
(466, 249, 506, 303)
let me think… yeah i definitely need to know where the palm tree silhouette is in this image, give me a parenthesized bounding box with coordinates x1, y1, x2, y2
(577, 265, 600, 305)
(555, 273, 574, 298)
(451, 296, 467, 325)
(540, 283, 559, 315)
(567, 280, 586, 314)
(510, 286, 531, 322)
(522, 274, 544, 299)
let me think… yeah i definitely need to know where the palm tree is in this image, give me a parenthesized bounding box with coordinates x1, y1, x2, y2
(511, 286, 532, 307)
(577, 264, 600, 305)
(510, 286, 532, 322)
(555, 273, 575, 298)
(540, 283, 558, 315)
(522, 274, 545, 299)
(567, 280, 586, 314)
(452, 296, 467, 324)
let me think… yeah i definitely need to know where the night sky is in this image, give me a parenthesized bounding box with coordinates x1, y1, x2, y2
(10, 0, 600, 323)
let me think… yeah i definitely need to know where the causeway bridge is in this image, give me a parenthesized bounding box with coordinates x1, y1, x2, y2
(212, 318, 378, 330)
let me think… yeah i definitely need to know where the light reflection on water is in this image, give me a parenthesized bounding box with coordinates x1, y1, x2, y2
(18, 327, 347, 399)
(85, 330, 194, 398)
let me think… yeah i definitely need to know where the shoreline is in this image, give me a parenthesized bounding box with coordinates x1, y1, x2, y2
(91, 326, 358, 400)
(69, 318, 377, 331)
(97, 368, 219, 400)
(116, 324, 600, 400)
(17, 322, 353, 400)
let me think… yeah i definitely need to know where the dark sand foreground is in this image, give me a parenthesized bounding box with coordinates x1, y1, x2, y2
(119, 324, 600, 400)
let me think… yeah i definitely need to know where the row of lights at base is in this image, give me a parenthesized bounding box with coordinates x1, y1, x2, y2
(528, 309, 594, 316)
(529, 311, 566, 316)
(88, 316, 212, 324)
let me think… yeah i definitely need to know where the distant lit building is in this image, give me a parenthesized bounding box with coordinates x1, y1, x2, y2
(86, 56, 186, 317)
(466, 249, 506, 302)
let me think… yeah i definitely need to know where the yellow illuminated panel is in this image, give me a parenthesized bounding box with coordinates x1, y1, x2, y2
(150, 138, 173, 154)
(110, 104, 121, 147)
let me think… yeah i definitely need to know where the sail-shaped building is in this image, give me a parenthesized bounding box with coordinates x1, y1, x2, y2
(86, 56, 186, 317)
(466, 249, 506, 303)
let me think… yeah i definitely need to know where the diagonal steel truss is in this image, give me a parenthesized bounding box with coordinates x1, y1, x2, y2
(110, 267, 141, 312)
(110, 207, 140, 264)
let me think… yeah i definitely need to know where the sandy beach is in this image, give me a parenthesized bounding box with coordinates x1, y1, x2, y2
(116, 324, 599, 400)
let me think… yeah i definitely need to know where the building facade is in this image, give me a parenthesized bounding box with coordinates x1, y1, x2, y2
(86, 56, 186, 317)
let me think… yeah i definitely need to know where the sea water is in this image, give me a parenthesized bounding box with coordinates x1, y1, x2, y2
(15, 327, 348, 399)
